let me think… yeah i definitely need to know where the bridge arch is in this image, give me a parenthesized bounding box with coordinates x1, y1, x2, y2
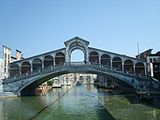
(55, 52, 65, 65)
(44, 55, 54, 68)
(112, 57, 122, 70)
(135, 62, 145, 75)
(124, 59, 134, 73)
(89, 51, 99, 64)
(4, 62, 158, 96)
(65, 38, 88, 63)
(21, 61, 31, 75)
(16, 64, 139, 96)
(69, 41, 86, 53)
(32, 58, 42, 72)
(101, 54, 111, 66)
(70, 49, 85, 62)
(9, 64, 20, 77)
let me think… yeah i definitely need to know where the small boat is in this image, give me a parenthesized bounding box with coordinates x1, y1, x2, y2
(66, 81, 71, 86)
(76, 81, 82, 86)
(52, 84, 62, 88)
(36, 87, 42, 92)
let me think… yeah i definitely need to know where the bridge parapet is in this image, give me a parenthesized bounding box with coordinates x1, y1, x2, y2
(3, 62, 160, 95)
(3, 62, 155, 83)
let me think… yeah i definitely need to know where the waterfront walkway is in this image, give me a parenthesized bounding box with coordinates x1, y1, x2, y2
(0, 92, 17, 98)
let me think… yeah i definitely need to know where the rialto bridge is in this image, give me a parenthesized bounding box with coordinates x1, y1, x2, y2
(2, 37, 160, 96)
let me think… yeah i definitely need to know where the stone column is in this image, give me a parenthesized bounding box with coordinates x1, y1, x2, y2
(53, 57, 55, 66)
(30, 60, 33, 73)
(144, 63, 147, 75)
(99, 56, 101, 65)
(85, 49, 89, 63)
(65, 48, 70, 63)
(19, 63, 21, 76)
(122, 60, 124, 71)
(133, 64, 136, 74)
(110, 59, 113, 68)
(42, 61, 44, 69)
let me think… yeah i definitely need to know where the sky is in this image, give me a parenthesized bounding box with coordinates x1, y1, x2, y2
(0, 0, 160, 61)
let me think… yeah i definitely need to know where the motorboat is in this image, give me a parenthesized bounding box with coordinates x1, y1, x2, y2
(76, 81, 83, 86)
(52, 84, 62, 88)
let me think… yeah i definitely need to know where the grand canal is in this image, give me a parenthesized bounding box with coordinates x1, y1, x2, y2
(0, 84, 160, 120)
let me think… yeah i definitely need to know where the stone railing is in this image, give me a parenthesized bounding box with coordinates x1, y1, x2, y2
(2, 62, 158, 85)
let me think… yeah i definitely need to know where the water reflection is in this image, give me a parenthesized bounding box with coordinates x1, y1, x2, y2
(0, 86, 71, 120)
(93, 98, 116, 120)
(32, 85, 116, 120)
(0, 85, 160, 120)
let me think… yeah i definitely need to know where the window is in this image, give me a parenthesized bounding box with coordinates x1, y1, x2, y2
(150, 58, 152, 63)
(8, 54, 10, 59)
(4, 53, 7, 59)
(154, 65, 158, 72)
(153, 58, 156, 63)
(4, 60, 7, 67)
(4, 68, 7, 73)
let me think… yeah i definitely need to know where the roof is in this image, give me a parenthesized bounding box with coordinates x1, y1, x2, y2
(64, 36, 89, 47)
(156, 51, 160, 56)
(3, 45, 11, 50)
(140, 49, 153, 55)
(149, 51, 160, 56)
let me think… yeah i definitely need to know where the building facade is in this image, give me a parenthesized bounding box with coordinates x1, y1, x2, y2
(2, 45, 11, 79)
(137, 49, 160, 80)
(0, 59, 3, 92)
(0, 45, 23, 79)
(147, 51, 160, 80)
(53, 73, 96, 85)
(0, 59, 3, 79)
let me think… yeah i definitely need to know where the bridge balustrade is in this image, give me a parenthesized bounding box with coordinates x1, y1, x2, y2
(2, 62, 156, 85)
(3, 62, 160, 96)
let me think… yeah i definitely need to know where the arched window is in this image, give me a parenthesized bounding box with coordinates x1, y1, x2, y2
(124, 59, 134, 73)
(21, 62, 31, 75)
(32, 58, 42, 72)
(112, 57, 122, 70)
(55, 52, 65, 65)
(135, 62, 145, 75)
(44, 55, 54, 68)
(101, 54, 111, 66)
(89, 51, 99, 64)
(10, 64, 20, 77)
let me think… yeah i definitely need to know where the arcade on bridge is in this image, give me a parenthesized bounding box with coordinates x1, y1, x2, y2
(9, 37, 147, 78)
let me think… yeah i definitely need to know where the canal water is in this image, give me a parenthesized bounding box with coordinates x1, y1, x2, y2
(0, 84, 160, 120)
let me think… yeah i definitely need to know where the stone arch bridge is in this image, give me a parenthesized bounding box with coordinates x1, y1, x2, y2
(2, 37, 160, 96)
